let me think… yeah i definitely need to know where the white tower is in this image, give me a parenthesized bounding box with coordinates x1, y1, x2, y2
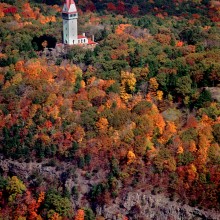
(62, 0, 78, 45)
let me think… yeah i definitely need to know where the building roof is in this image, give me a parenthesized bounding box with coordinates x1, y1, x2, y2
(66, 0, 74, 9)
(78, 35, 86, 39)
(63, 0, 77, 13)
(88, 39, 96, 45)
(78, 35, 96, 45)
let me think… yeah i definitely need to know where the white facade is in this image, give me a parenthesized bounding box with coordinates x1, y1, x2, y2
(62, 0, 78, 45)
(62, 0, 96, 47)
(77, 33, 89, 44)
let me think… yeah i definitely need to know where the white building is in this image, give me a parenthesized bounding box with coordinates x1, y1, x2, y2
(62, 0, 95, 46)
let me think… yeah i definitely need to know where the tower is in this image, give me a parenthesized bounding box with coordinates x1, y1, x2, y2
(62, 0, 78, 45)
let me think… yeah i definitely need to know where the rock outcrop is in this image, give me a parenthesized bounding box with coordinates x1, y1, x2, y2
(0, 157, 219, 220)
(96, 190, 220, 220)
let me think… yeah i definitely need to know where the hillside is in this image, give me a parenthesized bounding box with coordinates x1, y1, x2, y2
(0, 0, 219, 219)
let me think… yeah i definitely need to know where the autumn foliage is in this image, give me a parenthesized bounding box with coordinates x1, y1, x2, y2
(0, 0, 220, 218)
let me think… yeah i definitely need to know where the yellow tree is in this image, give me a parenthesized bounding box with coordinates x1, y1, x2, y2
(14, 13, 21, 21)
(127, 150, 136, 164)
(187, 164, 198, 184)
(173, 137, 184, 154)
(96, 117, 109, 134)
(159, 121, 177, 144)
(0, 11, 4, 18)
(156, 90, 163, 101)
(15, 60, 25, 72)
(189, 140, 197, 153)
(73, 126, 85, 143)
(154, 113, 166, 135)
(6, 176, 26, 202)
(120, 71, 136, 101)
(149, 77, 159, 91)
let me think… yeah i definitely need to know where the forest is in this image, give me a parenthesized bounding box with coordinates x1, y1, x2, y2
(0, 0, 219, 219)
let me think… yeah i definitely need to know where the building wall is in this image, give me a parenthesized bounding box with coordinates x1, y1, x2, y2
(63, 17, 78, 45)
(77, 38, 89, 44)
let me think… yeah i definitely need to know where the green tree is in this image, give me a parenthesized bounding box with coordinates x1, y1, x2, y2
(0, 175, 8, 190)
(156, 73, 169, 93)
(80, 106, 98, 131)
(176, 75, 192, 96)
(84, 207, 95, 220)
(213, 124, 220, 144)
(179, 26, 203, 45)
(44, 189, 73, 217)
(177, 151, 195, 166)
(195, 90, 212, 108)
(109, 108, 131, 129)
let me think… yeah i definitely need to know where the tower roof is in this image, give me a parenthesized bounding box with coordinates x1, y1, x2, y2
(63, 0, 77, 13)
(66, 0, 74, 9)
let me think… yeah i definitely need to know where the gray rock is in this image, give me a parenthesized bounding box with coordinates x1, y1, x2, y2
(0, 158, 219, 220)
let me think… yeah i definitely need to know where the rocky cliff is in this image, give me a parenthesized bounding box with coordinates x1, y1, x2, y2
(0, 157, 219, 220)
